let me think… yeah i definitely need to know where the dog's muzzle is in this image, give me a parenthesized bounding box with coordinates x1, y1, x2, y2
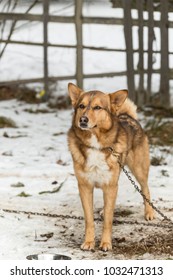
(79, 116, 89, 129)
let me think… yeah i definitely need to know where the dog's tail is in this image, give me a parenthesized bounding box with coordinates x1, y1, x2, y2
(116, 98, 137, 120)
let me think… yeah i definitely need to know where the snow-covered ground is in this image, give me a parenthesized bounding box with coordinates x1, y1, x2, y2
(0, 99, 173, 260)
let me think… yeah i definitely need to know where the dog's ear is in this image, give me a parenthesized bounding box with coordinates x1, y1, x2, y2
(68, 83, 83, 107)
(109, 90, 128, 108)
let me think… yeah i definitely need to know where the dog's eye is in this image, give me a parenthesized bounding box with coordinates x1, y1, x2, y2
(79, 104, 85, 109)
(93, 106, 102, 110)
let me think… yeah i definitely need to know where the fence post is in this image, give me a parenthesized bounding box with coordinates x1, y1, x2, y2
(160, 0, 170, 107)
(122, 0, 135, 101)
(43, 0, 49, 100)
(75, 0, 83, 89)
(136, 0, 145, 106)
(147, 0, 154, 103)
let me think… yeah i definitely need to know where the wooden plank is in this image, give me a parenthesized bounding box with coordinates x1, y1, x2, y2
(123, 0, 135, 101)
(0, 75, 76, 86)
(0, 39, 124, 52)
(84, 71, 127, 78)
(147, 0, 154, 102)
(0, 39, 76, 48)
(0, 13, 74, 23)
(160, 0, 170, 107)
(83, 17, 173, 29)
(0, 68, 164, 87)
(136, 0, 145, 105)
(75, 0, 83, 88)
(2, 39, 173, 55)
(0, 72, 127, 87)
(43, 0, 49, 100)
(84, 69, 161, 77)
(0, 72, 128, 87)
(1, 13, 173, 28)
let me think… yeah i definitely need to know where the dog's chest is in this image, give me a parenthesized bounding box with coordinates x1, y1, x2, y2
(83, 135, 112, 186)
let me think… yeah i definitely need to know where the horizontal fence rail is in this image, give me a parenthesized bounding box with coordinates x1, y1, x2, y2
(1, 13, 173, 28)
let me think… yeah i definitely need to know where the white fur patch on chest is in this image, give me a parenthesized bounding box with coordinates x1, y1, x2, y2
(82, 135, 112, 186)
(89, 134, 101, 149)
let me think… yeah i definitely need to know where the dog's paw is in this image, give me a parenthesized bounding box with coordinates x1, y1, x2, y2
(145, 209, 155, 221)
(81, 241, 95, 251)
(99, 241, 112, 252)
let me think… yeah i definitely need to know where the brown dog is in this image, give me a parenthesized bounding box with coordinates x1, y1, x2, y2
(68, 83, 154, 251)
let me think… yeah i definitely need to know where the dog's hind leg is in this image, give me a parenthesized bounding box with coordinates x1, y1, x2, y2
(126, 144, 155, 221)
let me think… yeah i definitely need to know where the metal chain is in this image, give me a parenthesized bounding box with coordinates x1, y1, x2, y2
(1, 208, 84, 220)
(1, 207, 173, 229)
(109, 147, 173, 226)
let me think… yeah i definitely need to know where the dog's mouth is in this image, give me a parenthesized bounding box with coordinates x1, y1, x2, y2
(80, 122, 88, 129)
(79, 122, 97, 130)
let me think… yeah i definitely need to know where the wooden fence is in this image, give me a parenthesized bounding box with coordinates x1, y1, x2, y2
(122, 0, 171, 107)
(0, 0, 172, 107)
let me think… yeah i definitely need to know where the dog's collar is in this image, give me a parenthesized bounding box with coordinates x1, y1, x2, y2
(83, 144, 121, 160)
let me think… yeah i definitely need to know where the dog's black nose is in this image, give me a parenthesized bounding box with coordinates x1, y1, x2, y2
(80, 116, 89, 128)
(80, 116, 88, 123)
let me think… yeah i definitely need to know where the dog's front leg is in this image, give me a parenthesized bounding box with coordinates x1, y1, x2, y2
(100, 183, 118, 251)
(78, 182, 95, 251)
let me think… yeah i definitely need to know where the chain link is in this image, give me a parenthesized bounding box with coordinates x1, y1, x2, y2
(109, 147, 173, 226)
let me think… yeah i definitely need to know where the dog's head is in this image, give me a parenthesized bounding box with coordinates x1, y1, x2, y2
(68, 83, 128, 131)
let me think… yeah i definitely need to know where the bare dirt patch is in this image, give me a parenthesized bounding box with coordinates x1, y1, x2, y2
(53, 206, 173, 260)
(0, 85, 39, 103)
